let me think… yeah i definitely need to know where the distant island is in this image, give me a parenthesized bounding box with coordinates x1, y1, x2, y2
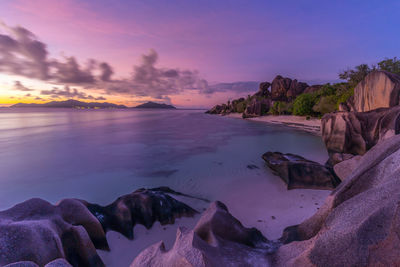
(133, 101, 176, 109)
(11, 99, 127, 109)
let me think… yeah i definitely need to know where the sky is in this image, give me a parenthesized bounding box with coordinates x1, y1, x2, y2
(0, 0, 400, 108)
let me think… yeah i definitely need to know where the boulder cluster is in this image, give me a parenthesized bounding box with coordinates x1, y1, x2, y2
(206, 75, 314, 118)
(0, 188, 198, 267)
(131, 129, 400, 267)
(341, 70, 400, 112)
(322, 71, 400, 167)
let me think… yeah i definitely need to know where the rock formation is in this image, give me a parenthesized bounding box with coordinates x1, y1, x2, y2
(333, 155, 362, 181)
(133, 134, 400, 267)
(262, 152, 340, 190)
(352, 70, 400, 112)
(205, 104, 225, 114)
(242, 97, 271, 118)
(0, 188, 198, 267)
(255, 82, 271, 97)
(5, 259, 72, 267)
(131, 201, 276, 267)
(271, 75, 308, 102)
(206, 75, 309, 116)
(321, 106, 400, 163)
(274, 134, 400, 266)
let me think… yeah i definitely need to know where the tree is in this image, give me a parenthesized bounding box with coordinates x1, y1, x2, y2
(377, 57, 400, 75)
(339, 64, 373, 87)
(292, 93, 317, 116)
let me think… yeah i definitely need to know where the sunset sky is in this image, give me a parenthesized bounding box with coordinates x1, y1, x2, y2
(1, 0, 400, 108)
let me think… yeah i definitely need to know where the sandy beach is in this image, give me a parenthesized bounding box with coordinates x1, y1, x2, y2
(226, 113, 322, 135)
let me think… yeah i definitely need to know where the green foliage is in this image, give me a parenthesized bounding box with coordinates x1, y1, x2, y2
(377, 57, 400, 75)
(338, 57, 400, 88)
(270, 101, 282, 115)
(336, 87, 354, 108)
(235, 101, 246, 113)
(317, 84, 337, 97)
(339, 64, 373, 87)
(269, 101, 292, 115)
(312, 95, 338, 115)
(292, 93, 317, 116)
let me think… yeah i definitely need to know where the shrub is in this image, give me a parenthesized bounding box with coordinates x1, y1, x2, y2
(235, 101, 247, 113)
(292, 93, 317, 116)
(313, 95, 338, 115)
(336, 87, 354, 108)
(269, 101, 292, 115)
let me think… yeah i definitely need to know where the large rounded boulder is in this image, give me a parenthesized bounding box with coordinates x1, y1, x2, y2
(353, 70, 400, 112)
(321, 106, 400, 160)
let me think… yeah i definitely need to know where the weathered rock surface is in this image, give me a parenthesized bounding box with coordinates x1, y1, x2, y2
(130, 135, 400, 266)
(333, 155, 362, 181)
(321, 106, 400, 159)
(353, 70, 400, 112)
(0, 188, 197, 267)
(205, 104, 225, 114)
(274, 134, 400, 266)
(84, 188, 198, 240)
(242, 97, 271, 118)
(262, 152, 340, 190)
(271, 75, 308, 102)
(255, 82, 271, 97)
(206, 76, 308, 115)
(4, 259, 73, 267)
(131, 201, 275, 267)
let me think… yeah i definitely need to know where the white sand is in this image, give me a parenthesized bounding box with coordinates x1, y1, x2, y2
(225, 113, 321, 135)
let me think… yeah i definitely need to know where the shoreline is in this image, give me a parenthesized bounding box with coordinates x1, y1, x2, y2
(224, 113, 321, 136)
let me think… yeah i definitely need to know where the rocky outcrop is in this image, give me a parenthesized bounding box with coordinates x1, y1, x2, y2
(84, 188, 197, 239)
(255, 82, 271, 97)
(352, 70, 400, 112)
(206, 76, 308, 116)
(133, 135, 400, 267)
(5, 259, 72, 267)
(274, 134, 400, 266)
(271, 75, 308, 102)
(0, 188, 197, 267)
(242, 97, 271, 118)
(131, 201, 275, 267)
(321, 106, 400, 160)
(262, 152, 340, 190)
(333, 155, 362, 181)
(205, 104, 225, 114)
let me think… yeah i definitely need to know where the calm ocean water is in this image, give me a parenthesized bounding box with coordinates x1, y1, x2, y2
(0, 108, 330, 265)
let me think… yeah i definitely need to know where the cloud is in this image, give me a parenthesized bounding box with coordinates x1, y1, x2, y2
(51, 57, 96, 84)
(0, 23, 258, 102)
(13, 81, 34, 91)
(99, 62, 113, 82)
(40, 86, 106, 101)
(203, 81, 259, 94)
(0, 23, 49, 80)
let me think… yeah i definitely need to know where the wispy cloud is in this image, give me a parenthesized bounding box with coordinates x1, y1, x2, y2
(13, 81, 34, 91)
(41, 86, 105, 101)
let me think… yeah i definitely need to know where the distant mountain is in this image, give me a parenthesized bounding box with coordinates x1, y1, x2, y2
(11, 99, 127, 109)
(133, 101, 176, 109)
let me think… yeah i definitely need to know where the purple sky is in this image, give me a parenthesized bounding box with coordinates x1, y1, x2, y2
(1, 0, 399, 107)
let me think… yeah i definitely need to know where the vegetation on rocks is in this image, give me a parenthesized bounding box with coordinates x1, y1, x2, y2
(207, 57, 399, 118)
